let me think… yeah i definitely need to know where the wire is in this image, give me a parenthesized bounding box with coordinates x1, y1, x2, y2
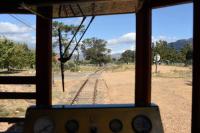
(9, 14, 35, 30)
(66, 16, 95, 62)
(20, 3, 48, 19)
(57, 2, 96, 93)
(62, 17, 86, 56)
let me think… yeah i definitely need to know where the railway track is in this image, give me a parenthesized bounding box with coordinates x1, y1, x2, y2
(67, 68, 106, 105)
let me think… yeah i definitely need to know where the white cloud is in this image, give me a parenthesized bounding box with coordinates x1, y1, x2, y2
(107, 33, 178, 46)
(106, 32, 179, 53)
(0, 22, 32, 33)
(0, 22, 35, 48)
(107, 32, 136, 45)
(0, 33, 36, 48)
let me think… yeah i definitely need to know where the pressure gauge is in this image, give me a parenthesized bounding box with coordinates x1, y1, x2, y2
(109, 119, 123, 133)
(132, 115, 152, 133)
(65, 120, 79, 133)
(33, 116, 55, 133)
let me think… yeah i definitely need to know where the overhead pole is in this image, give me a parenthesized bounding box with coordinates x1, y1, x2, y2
(192, 0, 200, 132)
(36, 6, 53, 106)
(135, 0, 152, 106)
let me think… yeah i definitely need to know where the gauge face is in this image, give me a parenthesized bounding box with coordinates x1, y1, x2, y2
(132, 115, 152, 133)
(34, 116, 55, 133)
(65, 120, 79, 133)
(109, 119, 123, 133)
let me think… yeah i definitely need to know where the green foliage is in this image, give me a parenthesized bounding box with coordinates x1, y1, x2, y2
(52, 21, 85, 61)
(52, 21, 70, 57)
(153, 40, 178, 63)
(65, 62, 80, 72)
(81, 37, 111, 66)
(0, 37, 35, 70)
(152, 40, 193, 65)
(180, 44, 193, 65)
(120, 50, 135, 64)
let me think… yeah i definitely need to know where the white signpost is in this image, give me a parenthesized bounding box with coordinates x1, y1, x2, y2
(154, 54, 160, 73)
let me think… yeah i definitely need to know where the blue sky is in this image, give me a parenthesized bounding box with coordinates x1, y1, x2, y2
(0, 3, 193, 53)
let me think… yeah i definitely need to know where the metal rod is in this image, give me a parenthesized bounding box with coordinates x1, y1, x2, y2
(58, 28, 65, 92)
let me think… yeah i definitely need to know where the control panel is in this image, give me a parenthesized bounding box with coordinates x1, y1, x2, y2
(24, 104, 163, 133)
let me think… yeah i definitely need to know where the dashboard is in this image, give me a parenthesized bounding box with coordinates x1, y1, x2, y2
(24, 104, 163, 133)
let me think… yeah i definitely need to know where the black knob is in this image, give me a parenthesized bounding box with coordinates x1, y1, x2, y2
(132, 115, 152, 133)
(109, 119, 123, 133)
(65, 120, 79, 133)
(90, 127, 98, 133)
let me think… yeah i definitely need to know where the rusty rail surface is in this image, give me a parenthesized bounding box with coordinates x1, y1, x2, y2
(70, 68, 104, 105)
(92, 79, 99, 104)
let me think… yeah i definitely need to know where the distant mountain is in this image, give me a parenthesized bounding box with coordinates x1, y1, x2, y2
(168, 38, 193, 50)
(111, 53, 121, 59)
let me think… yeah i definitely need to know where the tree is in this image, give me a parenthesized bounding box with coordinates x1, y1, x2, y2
(152, 40, 178, 64)
(120, 50, 135, 64)
(0, 37, 35, 71)
(27, 49, 35, 68)
(152, 40, 193, 65)
(0, 38, 15, 71)
(81, 37, 111, 66)
(52, 21, 85, 59)
(180, 44, 193, 65)
(52, 21, 71, 58)
(70, 24, 85, 64)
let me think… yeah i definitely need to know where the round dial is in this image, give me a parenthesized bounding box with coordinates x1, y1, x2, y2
(65, 120, 79, 133)
(34, 116, 55, 133)
(132, 115, 152, 133)
(109, 119, 123, 133)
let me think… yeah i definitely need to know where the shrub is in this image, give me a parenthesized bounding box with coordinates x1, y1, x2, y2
(65, 62, 80, 72)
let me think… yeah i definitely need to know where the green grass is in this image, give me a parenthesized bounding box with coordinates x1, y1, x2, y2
(105, 64, 135, 72)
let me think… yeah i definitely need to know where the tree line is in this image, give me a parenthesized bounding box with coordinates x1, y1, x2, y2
(0, 36, 192, 72)
(52, 21, 135, 66)
(152, 40, 192, 65)
(0, 37, 35, 71)
(0, 21, 192, 72)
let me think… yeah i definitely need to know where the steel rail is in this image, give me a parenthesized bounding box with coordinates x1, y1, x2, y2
(93, 79, 99, 104)
(70, 68, 104, 105)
